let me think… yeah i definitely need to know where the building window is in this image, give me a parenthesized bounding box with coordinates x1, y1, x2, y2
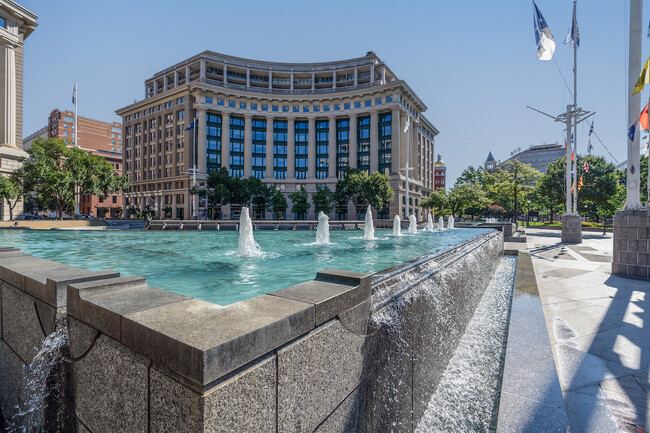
(0, 17, 5, 28)
(294, 120, 308, 179)
(378, 112, 392, 175)
(274, 120, 287, 179)
(355, 102, 362, 109)
(375, 98, 382, 105)
(336, 118, 350, 179)
(229, 100, 236, 108)
(252, 118, 266, 179)
(386, 96, 393, 102)
(357, 116, 370, 173)
(316, 120, 329, 179)
(240, 102, 247, 109)
(206, 112, 222, 174)
(324, 105, 331, 112)
(229, 116, 245, 177)
(217, 98, 224, 106)
(206, 97, 213, 104)
(251, 103, 257, 111)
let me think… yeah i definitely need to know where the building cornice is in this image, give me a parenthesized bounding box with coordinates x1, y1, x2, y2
(0, 0, 38, 39)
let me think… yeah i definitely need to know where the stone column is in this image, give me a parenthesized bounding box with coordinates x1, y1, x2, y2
(197, 109, 207, 176)
(244, 115, 253, 177)
(163, 75, 168, 91)
(391, 108, 401, 174)
(370, 111, 379, 173)
(290, 73, 294, 91)
(266, 116, 274, 179)
(332, 71, 337, 89)
(174, 71, 179, 87)
(200, 59, 206, 80)
(221, 113, 230, 173)
(370, 64, 375, 83)
(246, 69, 250, 88)
(381, 66, 386, 84)
(287, 118, 295, 179)
(268, 72, 273, 89)
(153, 81, 159, 95)
(328, 116, 336, 179)
(185, 66, 191, 84)
(307, 117, 316, 179)
(0, 43, 16, 148)
(354, 68, 358, 86)
(223, 65, 228, 84)
(349, 114, 358, 169)
(311, 72, 315, 91)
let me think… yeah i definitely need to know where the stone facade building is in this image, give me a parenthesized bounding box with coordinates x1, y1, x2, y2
(0, 0, 37, 220)
(498, 143, 564, 174)
(116, 51, 438, 220)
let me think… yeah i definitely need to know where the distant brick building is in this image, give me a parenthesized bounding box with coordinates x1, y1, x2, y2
(433, 154, 446, 190)
(43, 109, 124, 217)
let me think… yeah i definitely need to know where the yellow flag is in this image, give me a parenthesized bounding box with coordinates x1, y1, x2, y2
(633, 57, 650, 95)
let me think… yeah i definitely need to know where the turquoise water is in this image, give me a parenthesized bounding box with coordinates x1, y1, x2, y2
(0, 227, 490, 305)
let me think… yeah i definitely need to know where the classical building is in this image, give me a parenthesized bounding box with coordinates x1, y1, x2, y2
(497, 143, 564, 174)
(39, 109, 124, 217)
(0, 0, 37, 220)
(116, 51, 439, 220)
(433, 154, 446, 190)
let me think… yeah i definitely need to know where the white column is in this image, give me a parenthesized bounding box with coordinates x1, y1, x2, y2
(200, 59, 206, 80)
(268, 71, 273, 89)
(0, 43, 16, 148)
(290, 72, 294, 90)
(311, 72, 315, 91)
(153, 81, 159, 95)
(381, 66, 386, 84)
(370, 64, 375, 83)
(354, 68, 358, 86)
(163, 75, 168, 91)
(332, 71, 337, 89)
(246, 69, 250, 88)
(174, 71, 179, 87)
(185, 66, 191, 84)
(223, 65, 228, 84)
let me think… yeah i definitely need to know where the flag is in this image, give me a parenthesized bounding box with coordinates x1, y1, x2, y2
(641, 105, 649, 130)
(185, 122, 194, 131)
(72, 82, 77, 104)
(578, 175, 584, 190)
(588, 121, 594, 137)
(403, 116, 410, 133)
(571, 151, 575, 162)
(564, 138, 567, 148)
(647, 18, 650, 39)
(587, 139, 593, 154)
(533, 1, 556, 61)
(583, 160, 589, 173)
(629, 123, 637, 141)
(564, 3, 580, 47)
(633, 57, 650, 95)
(571, 181, 575, 195)
(571, 133, 574, 144)
(643, 135, 650, 158)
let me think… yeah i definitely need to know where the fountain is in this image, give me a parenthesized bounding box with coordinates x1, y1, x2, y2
(439, 216, 445, 230)
(237, 207, 262, 256)
(448, 215, 455, 229)
(315, 211, 331, 244)
(408, 214, 418, 234)
(363, 205, 375, 240)
(393, 215, 402, 236)
(426, 214, 434, 232)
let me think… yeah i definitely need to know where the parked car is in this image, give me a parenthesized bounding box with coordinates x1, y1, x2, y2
(20, 213, 41, 220)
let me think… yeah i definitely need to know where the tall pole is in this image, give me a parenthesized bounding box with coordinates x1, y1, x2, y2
(74, 81, 80, 218)
(192, 115, 197, 219)
(647, 91, 650, 205)
(572, 1, 578, 215)
(627, 0, 643, 209)
(565, 105, 573, 214)
(405, 117, 410, 218)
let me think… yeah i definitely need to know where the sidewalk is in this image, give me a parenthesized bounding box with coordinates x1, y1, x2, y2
(505, 228, 650, 432)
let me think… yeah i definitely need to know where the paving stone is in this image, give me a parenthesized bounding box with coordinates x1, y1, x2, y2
(278, 320, 366, 432)
(72, 335, 149, 433)
(122, 295, 314, 385)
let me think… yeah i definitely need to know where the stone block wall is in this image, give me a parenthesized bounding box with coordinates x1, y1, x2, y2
(561, 214, 582, 244)
(613, 209, 650, 278)
(0, 230, 503, 433)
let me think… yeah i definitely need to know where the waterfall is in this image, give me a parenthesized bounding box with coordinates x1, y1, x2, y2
(315, 211, 331, 244)
(363, 205, 375, 240)
(237, 208, 262, 256)
(448, 215, 455, 229)
(439, 216, 445, 230)
(393, 215, 402, 236)
(426, 214, 434, 232)
(6, 320, 68, 433)
(408, 214, 417, 234)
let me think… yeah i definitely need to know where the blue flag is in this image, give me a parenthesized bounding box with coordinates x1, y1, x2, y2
(588, 121, 593, 137)
(647, 18, 650, 39)
(587, 139, 593, 154)
(629, 123, 636, 141)
(533, 1, 556, 61)
(564, 3, 580, 47)
(185, 122, 194, 131)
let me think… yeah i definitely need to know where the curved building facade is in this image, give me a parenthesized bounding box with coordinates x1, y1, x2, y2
(116, 51, 438, 220)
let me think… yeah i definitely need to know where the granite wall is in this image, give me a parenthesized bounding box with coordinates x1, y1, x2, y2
(0, 230, 503, 433)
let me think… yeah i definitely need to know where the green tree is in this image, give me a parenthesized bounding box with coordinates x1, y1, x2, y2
(446, 183, 490, 218)
(127, 204, 139, 219)
(312, 186, 334, 215)
(421, 188, 447, 212)
(492, 160, 540, 222)
(576, 155, 619, 222)
(23, 138, 130, 219)
(162, 206, 172, 219)
(289, 187, 310, 219)
(270, 189, 288, 219)
(114, 206, 123, 219)
(0, 169, 31, 220)
(334, 168, 393, 218)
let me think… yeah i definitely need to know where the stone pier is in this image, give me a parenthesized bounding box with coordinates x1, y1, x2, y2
(612, 209, 650, 278)
(561, 214, 582, 244)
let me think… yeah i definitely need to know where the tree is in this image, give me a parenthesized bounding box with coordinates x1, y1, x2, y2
(289, 187, 310, 219)
(334, 168, 393, 218)
(0, 169, 31, 220)
(270, 189, 288, 219)
(162, 206, 172, 219)
(114, 206, 123, 219)
(492, 160, 540, 222)
(576, 155, 619, 222)
(23, 138, 130, 219)
(446, 183, 490, 218)
(421, 188, 447, 212)
(312, 186, 334, 215)
(127, 204, 139, 219)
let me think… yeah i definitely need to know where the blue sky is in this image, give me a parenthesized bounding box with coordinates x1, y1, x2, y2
(19, 0, 644, 184)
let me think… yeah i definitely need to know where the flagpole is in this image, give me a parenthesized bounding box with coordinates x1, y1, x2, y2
(193, 115, 197, 219)
(405, 117, 410, 218)
(74, 81, 80, 218)
(565, 105, 573, 215)
(647, 90, 650, 205)
(572, 1, 578, 215)
(626, 0, 643, 209)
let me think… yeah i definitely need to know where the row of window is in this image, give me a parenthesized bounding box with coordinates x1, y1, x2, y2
(204, 96, 393, 113)
(123, 97, 185, 121)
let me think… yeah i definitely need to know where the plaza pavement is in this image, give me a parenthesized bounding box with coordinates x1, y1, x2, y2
(499, 228, 650, 432)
